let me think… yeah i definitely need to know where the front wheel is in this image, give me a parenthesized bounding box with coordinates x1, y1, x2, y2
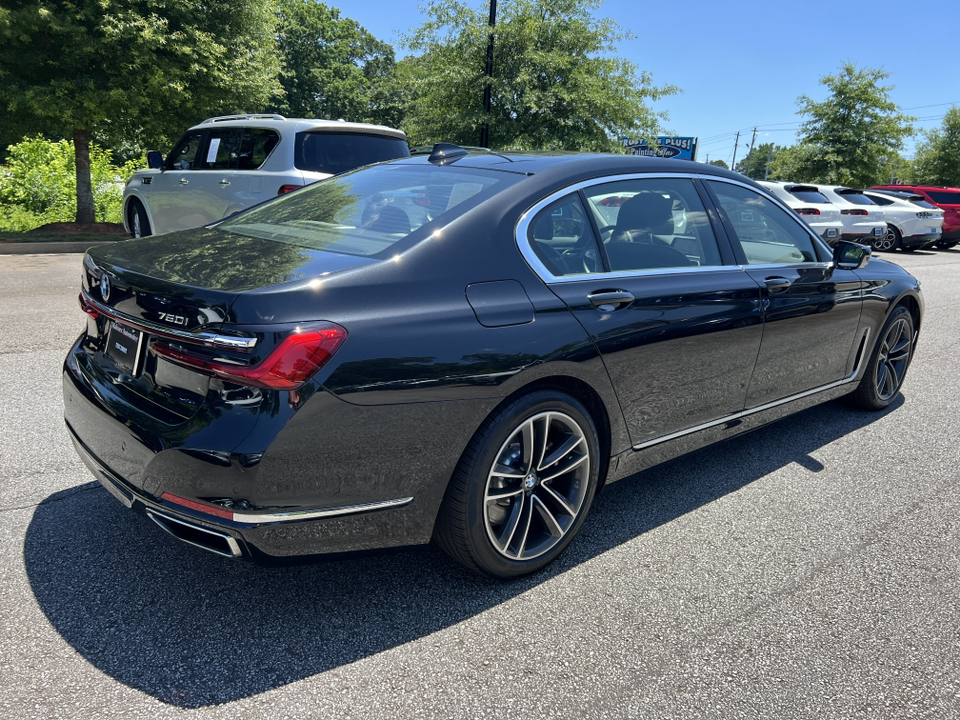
(434, 390, 601, 579)
(127, 198, 152, 238)
(849, 305, 915, 411)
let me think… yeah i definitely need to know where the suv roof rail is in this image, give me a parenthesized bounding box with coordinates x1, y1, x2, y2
(200, 114, 287, 124)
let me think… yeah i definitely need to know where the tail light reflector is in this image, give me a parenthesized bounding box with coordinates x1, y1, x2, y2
(78, 293, 99, 318)
(154, 323, 347, 390)
(841, 209, 868, 216)
(795, 207, 820, 216)
(278, 184, 300, 195)
(161, 493, 234, 520)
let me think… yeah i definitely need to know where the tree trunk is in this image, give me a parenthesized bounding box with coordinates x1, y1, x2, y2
(74, 129, 95, 224)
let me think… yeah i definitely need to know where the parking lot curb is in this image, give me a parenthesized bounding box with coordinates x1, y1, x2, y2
(0, 240, 122, 255)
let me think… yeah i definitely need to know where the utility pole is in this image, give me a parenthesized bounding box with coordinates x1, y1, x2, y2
(730, 131, 740, 170)
(479, 0, 498, 148)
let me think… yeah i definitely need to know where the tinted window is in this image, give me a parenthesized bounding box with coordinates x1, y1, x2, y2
(165, 131, 205, 170)
(219, 164, 515, 257)
(709, 181, 820, 265)
(295, 132, 411, 175)
(199, 129, 240, 170)
(910, 198, 937, 209)
(585, 178, 723, 270)
(529, 195, 603, 277)
(236, 128, 280, 170)
(866, 194, 893, 205)
(927, 191, 960, 205)
(835, 190, 876, 205)
(787, 187, 830, 203)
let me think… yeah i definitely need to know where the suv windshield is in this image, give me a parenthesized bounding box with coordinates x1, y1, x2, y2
(218, 164, 516, 257)
(295, 132, 411, 175)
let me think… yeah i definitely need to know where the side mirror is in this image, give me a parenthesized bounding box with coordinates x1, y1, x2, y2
(833, 240, 871, 270)
(146, 150, 164, 170)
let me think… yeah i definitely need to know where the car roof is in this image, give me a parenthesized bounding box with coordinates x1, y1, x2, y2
(190, 114, 406, 138)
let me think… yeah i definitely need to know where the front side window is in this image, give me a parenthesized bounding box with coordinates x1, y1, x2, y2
(219, 164, 516, 257)
(585, 177, 723, 271)
(708, 181, 820, 265)
(165, 131, 205, 170)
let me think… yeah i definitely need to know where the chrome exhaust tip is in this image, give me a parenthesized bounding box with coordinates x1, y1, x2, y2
(146, 510, 242, 559)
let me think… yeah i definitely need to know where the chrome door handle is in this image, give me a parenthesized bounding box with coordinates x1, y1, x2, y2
(587, 290, 635, 311)
(219, 179, 231, 187)
(178, 178, 189, 185)
(764, 277, 792, 292)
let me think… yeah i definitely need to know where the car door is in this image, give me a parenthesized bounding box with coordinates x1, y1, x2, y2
(703, 179, 865, 407)
(147, 130, 206, 234)
(190, 128, 242, 223)
(521, 176, 764, 448)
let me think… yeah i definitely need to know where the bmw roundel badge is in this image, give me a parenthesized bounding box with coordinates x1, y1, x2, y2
(100, 273, 111, 302)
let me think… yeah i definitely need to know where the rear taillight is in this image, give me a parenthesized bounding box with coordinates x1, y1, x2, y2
(154, 323, 347, 390)
(78, 293, 99, 318)
(916, 211, 933, 219)
(841, 209, 868, 216)
(278, 184, 300, 195)
(795, 208, 820, 216)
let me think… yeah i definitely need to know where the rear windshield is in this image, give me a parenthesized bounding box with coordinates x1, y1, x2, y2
(295, 132, 411, 175)
(218, 163, 517, 257)
(835, 190, 876, 205)
(927, 190, 960, 205)
(787, 187, 830, 203)
(911, 198, 937, 209)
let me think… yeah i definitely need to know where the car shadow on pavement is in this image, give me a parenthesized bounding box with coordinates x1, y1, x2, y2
(24, 395, 899, 708)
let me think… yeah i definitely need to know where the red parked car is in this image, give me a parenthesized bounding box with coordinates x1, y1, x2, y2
(870, 185, 960, 249)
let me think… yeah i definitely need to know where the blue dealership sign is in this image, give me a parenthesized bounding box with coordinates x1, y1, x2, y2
(621, 136, 698, 161)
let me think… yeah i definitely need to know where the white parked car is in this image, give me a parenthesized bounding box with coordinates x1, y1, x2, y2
(862, 190, 943, 251)
(810, 185, 886, 244)
(756, 181, 843, 245)
(122, 115, 410, 237)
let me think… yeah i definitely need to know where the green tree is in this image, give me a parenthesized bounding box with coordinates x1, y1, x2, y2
(734, 142, 779, 179)
(0, 0, 280, 224)
(912, 107, 960, 187)
(794, 63, 914, 187)
(706, 159, 729, 170)
(401, 0, 677, 150)
(270, 0, 397, 123)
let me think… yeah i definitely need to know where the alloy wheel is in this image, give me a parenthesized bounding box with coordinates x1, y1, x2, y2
(875, 316, 912, 401)
(484, 411, 591, 561)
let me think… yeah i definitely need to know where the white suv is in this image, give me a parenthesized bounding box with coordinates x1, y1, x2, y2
(756, 181, 842, 245)
(810, 184, 886, 244)
(862, 190, 943, 252)
(122, 114, 409, 237)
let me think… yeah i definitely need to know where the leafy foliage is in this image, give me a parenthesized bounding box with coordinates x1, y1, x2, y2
(794, 63, 914, 187)
(706, 159, 729, 170)
(400, 0, 677, 150)
(0, 137, 141, 230)
(734, 142, 780, 179)
(912, 107, 960, 187)
(270, 0, 398, 124)
(0, 0, 280, 222)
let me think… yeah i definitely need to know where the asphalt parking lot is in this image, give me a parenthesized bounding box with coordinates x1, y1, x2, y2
(1, 248, 959, 719)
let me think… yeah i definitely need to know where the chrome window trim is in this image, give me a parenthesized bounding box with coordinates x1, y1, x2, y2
(515, 172, 834, 284)
(82, 289, 258, 350)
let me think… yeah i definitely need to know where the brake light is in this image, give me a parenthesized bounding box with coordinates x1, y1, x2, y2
(795, 208, 820, 216)
(916, 211, 933, 219)
(841, 209, 868, 216)
(78, 293, 99, 318)
(278, 184, 301, 195)
(154, 323, 347, 390)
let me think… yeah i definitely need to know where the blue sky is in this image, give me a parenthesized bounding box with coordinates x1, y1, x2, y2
(326, 0, 960, 164)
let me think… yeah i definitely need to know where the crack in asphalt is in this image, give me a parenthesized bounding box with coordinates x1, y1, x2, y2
(0, 482, 100, 513)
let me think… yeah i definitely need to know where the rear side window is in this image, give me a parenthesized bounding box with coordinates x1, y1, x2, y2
(200, 129, 240, 170)
(295, 132, 411, 175)
(787, 187, 830, 203)
(927, 191, 960, 205)
(236, 128, 280, 170)
(528, 194, 604, 277)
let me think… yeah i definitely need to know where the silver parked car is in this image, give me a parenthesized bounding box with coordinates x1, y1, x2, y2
(122, 114, 410, 237)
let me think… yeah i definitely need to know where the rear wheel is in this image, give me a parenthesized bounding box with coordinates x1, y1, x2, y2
(127, 199, 151, 238)
(849, 305, 914, 411)
(872, 225, 901, 252)
(434, 390, 600, 579)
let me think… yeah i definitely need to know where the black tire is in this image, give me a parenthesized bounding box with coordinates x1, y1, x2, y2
(849, 305, 914, 411)
(433, 390, 601, 579)
(872, 224, 901, 252)
(127, 198, 152, 238)
(936, 240, 958, 250)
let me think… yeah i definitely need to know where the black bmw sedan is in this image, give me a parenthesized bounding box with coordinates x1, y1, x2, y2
(63, 145, 922, 579)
